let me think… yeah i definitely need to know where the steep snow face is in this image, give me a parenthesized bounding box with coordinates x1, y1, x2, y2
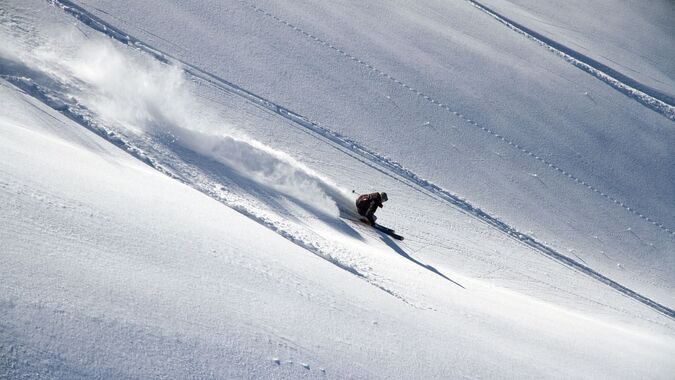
(478, 0, 675, 101)
(68, 0, 675, 305)
(0, 15, 351, 219)
(1, 0, 675, 378)
(2, 80, 674, 379)
(0, 80, 402, 379)
(4, 68, 673, 378)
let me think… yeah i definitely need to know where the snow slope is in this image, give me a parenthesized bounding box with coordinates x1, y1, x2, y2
(67, 0, 675, 306)
(477, 0, 675, 103)
(1, 0, 674, 378)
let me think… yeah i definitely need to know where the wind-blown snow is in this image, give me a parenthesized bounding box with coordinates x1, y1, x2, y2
(0, 16, 353, 219)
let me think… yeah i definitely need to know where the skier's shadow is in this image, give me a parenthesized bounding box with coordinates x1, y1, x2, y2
(378, 235, 465, 289)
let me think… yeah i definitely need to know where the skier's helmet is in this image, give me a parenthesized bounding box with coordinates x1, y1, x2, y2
(380, 192, 388, 202)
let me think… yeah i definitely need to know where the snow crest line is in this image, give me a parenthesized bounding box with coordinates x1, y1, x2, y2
(464, 0, 675, 121)
(242, 1, 674, 238)
(48, 0, 675, 319)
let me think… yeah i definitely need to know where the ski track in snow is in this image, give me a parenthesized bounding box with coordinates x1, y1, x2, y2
(3, 75, 432, 310)
(1, 2, 432, 311)
(240, 1, 675, 239)
(22, 0, 675, 319)
(464, 0, 675, 120)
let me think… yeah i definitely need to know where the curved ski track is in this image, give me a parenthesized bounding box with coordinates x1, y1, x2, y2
(46, 0, 675, 319)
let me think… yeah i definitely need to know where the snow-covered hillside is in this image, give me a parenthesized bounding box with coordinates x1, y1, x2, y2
(59, 0, 675, 303)
(1, 0, 674, 378)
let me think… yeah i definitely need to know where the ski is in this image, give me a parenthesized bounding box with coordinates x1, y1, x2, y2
(372, 223, 404, 241)
(341, 216, 404, 240)
(340, 216, 404, 240)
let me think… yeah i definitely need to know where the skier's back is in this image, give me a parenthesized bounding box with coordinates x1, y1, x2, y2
(355, 192, 388, 225)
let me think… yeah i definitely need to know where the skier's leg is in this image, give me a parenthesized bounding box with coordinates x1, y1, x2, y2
(356, 198, 368, 217)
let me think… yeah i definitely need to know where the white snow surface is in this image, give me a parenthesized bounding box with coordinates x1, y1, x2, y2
(478, 0, 675, 101)
(63, 0, 675, 302)
(1, 0, 674, 378)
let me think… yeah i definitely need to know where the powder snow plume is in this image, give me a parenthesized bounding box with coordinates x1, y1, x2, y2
(0, 9, 355, 218)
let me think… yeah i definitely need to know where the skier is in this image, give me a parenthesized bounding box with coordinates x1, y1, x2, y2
(355, 192, 388, 225)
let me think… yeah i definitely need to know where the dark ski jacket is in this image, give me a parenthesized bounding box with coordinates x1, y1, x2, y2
(356, 192, 384, 220)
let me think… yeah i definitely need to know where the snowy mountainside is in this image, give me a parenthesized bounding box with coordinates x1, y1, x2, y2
(1, 0, 674, 378)
(72, 0, 675, 305)
(478, 0, 675, 103)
